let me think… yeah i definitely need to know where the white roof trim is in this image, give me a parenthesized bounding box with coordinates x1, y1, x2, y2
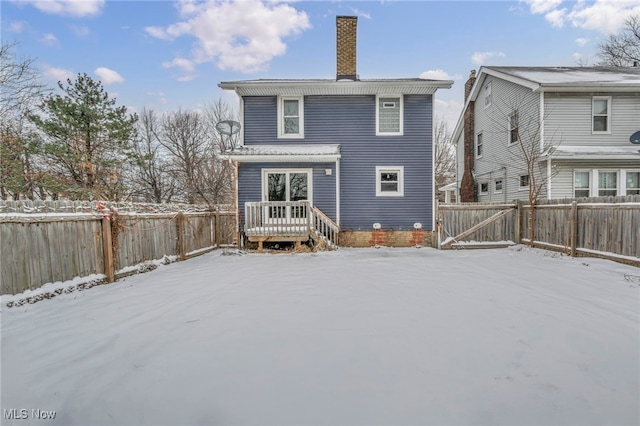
(222, 144, 341, 163)
(550, 145, 640, 160)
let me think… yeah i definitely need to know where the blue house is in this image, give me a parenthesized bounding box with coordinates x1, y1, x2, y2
(219, 16, 452, 249)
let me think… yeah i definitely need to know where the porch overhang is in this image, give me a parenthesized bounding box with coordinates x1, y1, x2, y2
(222, 144, 341, 163)
(549, 145, 640, 161)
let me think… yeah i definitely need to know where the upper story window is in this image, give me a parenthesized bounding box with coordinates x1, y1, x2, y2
(277, 96, 304, 138)
(376, 95, 403, 136)
(592, 96, 611, 133)
(475, 133, 483, 158)
(376, 166, 404, 197)
(508, 111, 519, 145)
(484, 81, 492, 108)
(574, 170, 590, 197)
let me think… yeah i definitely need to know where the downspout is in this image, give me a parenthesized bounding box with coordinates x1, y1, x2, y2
(336, 157, 341, 226)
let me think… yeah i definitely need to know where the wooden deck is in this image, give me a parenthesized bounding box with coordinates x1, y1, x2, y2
(244, 201, 339, 250)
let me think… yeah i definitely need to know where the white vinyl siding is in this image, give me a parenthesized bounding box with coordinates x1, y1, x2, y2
(376, 95, 403, 135)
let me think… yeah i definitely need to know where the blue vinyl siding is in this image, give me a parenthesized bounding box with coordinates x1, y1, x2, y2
(241, 94, 434, 230)
(238, 162, 336, 228)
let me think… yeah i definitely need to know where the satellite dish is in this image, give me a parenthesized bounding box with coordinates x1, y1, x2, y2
(631, 130, 640, 144)
(215, 120, 241, 135)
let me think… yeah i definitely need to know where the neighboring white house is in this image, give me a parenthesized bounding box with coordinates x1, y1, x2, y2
(453, 66, 640, 202)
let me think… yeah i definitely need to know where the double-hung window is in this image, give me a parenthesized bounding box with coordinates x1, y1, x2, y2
(278, 96, 304, 138)
(626, 171, 640, 195)
(574, 170, 590, 197)
(376, 166, 404, 197)
(598, 170, 618, 196)
(484, 82, 492, 108)
(592, 96, 611, 133)
(476, 133, 483, 158)
(508, 111, 519, 145)
(376, 95, 403, 135)
(519, 174, 530, 190)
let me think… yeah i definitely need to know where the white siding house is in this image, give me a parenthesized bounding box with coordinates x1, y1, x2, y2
(453, 66, 640, 202)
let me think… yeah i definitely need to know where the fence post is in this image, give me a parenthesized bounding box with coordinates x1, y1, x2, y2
(215, 212, 221, 247)
(176, 212, 186, 261)
(570, 200, 578, 257)
(101, 216, 115, 282)
(514, 200, 522, 244)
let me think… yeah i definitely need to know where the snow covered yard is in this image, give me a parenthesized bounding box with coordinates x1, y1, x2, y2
(1, 246, 638, 426)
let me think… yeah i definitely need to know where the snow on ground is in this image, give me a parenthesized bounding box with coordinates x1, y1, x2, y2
(1, 246, 638, 426)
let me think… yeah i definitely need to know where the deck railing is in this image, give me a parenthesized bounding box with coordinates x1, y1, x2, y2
(244, 201, 339, 247)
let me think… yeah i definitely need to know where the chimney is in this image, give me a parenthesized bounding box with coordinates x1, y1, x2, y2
(464, 70, 476, 101)
(336, 16, 357, 80)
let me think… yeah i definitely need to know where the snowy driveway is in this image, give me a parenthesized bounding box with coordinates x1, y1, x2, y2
(1, 247, 639, 425)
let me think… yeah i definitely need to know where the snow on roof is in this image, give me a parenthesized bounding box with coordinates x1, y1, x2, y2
(224, 144, 341, 163)
(552, 145, 640, 159)
(486, 66, 640, 87)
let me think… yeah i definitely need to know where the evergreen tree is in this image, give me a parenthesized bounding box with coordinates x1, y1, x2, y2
(30, 73, 137, 200)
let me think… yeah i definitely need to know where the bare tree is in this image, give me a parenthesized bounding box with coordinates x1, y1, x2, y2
(433, 118, 456, 202)
(598, 14, 640, 66)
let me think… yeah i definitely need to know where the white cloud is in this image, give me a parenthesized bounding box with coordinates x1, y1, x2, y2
(419, 69, 462, 81)
(39, 33, 60, 47)
(71, 25, 90, 37)
(17, 0, 105, 17)
(146, 0, 311, 75)
(348, 7, 371, 19)
(471, 51, 506, 66)
(94, 67, 125, 85)
(42, 65, 75, 82)
(523, 0, 640, 34)
(6, 21, 26, 33)
(575, 37, 588, 46)
(435, 98, 464, 130)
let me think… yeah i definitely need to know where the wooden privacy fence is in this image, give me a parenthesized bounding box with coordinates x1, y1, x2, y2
(438, 195, 640, 266)
(0, 201, 236, 295)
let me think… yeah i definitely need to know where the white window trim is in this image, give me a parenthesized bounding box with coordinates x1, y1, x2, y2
(375, 166, 404, 197)
(596, 169, 619, 196)
(508, 111, 519, 146)
(475, 132, 483, 159)
(375, 94, 404, 136)
(494, 179, 503, 194)
(622, 169, 640, 195)
(484, 81, 492, 109)
(277, 95, 304, 139)
(573, 169, 592, 198)
(592, 96, 611, 135)
(261, 168, 313, 205)
(518, 174, 530, 191)
(479, 182, 489, 195)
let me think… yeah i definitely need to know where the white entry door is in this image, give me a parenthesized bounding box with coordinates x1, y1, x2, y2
(262, 169, 312, 223)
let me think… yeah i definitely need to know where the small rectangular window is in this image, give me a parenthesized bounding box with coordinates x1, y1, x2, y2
(376, 95, 403, 135)
(592, 97, 611, 133)
(484, 82, 492, 108)
(509, 112, 519, 144)
(476, 133, 483, 158)
(626, 171, 640, 195)
(278, 96, 304, 138)
(519, 174, 530, 189)
(376, 166, 404, 197)
(574, 171, 590, 198)
(479, 182, 489, 194)
(494, 179, 503, 193)
(598, 171, 617, 196)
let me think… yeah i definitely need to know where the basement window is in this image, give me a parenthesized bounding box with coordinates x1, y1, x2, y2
(376, 95, 403, 135)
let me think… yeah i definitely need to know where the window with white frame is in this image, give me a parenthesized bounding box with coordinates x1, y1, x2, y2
(479, 182, 489, 194)
(519, 174, 530, 189)
(574, 170, 590, 197)
(277, 96, 304, 138)
(476, 133, 483, 158)
(484, 81, 492, 108)
(592, 96, 611, 133)
(626, 171, 640, 195)
(376, 95, 403, 135)
(494, 179, 503, 193)
(508, 111, 519, 145)
(376, 166, 404, 196)
(598, 170, 618, 196)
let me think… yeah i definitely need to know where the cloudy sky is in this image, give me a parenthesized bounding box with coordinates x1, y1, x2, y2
(3, 0, 640, 127)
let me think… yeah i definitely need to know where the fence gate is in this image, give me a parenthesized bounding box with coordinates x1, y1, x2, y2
(438, 203, 518, 249)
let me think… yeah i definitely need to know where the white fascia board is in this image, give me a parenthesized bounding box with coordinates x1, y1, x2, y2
(536, 84, 640, 93)
(224, 154, 341, 163)
(218, 80, 453, 96)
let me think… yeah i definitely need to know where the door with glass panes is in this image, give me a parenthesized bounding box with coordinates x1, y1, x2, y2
(262, 169, 312, 223)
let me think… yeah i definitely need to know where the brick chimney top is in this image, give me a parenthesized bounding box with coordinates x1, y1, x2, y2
(464, 69, 477, 102)
(336, 16, 357, 81)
